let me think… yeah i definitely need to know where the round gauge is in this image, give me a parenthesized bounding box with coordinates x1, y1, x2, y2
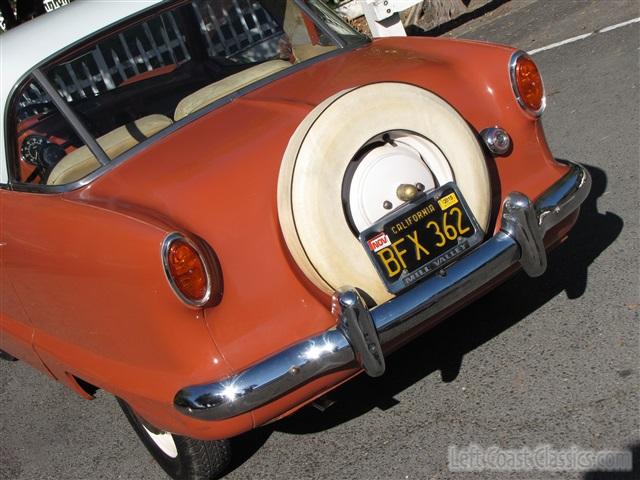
(20, 135, 48, 166)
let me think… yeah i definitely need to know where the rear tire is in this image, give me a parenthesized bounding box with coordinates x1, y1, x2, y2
(117, 398, 231, 480)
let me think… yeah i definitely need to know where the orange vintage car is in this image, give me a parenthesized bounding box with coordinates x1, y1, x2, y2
(0, 0, 590, 479)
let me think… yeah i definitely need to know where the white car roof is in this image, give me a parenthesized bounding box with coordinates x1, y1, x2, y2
(0, 0, 164, 183)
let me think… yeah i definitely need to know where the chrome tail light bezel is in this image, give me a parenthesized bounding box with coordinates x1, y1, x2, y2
(509, 50, 546, 117)
(161, 232, 223, 308)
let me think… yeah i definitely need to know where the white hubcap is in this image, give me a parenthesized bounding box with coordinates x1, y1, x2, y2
(348, 132, 454, 232)
(143, 425, 179, 458)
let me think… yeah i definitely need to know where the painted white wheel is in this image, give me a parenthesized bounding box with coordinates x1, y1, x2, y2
(142, 425, 178, 459)
(278, 83, 491, 304)
(347, 132, 454, 232)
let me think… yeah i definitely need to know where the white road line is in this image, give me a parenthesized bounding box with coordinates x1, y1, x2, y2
(528, 17, 640, 55)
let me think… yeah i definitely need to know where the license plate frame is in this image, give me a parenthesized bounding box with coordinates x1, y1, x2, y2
(359, 182, 484, 294)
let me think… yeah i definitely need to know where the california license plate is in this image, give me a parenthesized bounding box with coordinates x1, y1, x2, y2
(359, 183, 484, 293)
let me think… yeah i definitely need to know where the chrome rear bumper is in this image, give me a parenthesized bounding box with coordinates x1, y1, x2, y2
(174, 161, 591, 421)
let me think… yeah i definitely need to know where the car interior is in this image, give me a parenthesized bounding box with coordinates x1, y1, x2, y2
(11, 0, 344, 186)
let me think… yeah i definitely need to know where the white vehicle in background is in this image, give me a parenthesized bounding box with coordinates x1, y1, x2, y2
(43, 0, 71, 12)
(0, 0, 70, 32)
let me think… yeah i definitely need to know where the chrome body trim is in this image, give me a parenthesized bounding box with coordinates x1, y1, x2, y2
(295, 0, 346, 48)
(509, 50, 546, 117)
(174, 161, 591, 420)
(501, 193, 546, 276)
(480, 126, 512, 156)
(175, 329, 355, 419)
(333, 288, 385, 377)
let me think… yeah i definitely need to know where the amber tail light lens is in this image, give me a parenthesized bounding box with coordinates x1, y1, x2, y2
(162, 233, 222, 308)
(510, 51, 545, 116)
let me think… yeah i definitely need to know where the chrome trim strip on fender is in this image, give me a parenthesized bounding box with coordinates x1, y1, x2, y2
(174, 161, 591, 421)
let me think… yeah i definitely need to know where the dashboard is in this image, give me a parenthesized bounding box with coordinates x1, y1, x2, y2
(16, 115, 76, 184)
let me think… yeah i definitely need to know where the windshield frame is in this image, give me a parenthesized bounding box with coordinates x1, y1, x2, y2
(3, 0, 370, 194)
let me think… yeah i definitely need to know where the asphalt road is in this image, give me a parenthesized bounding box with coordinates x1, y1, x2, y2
(1, 1, 638, 479)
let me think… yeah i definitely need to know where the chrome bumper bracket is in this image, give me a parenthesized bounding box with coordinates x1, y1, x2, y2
(501, 192, 547, 277)
(334, 288, 385, 377)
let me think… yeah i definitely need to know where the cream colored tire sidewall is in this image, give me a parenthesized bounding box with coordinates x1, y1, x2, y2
(278, 83, 490, 304)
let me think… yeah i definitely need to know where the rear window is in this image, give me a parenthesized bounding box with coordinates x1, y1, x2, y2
(10, 0, 366, 187)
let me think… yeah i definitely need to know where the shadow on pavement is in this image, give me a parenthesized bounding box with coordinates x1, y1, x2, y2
(225, 163, 622, 474)
(583, 442, 639, 480)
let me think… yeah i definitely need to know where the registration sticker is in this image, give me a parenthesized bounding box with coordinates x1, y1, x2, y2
(438, 192, 459, 210)
(367, 232, 391, 252)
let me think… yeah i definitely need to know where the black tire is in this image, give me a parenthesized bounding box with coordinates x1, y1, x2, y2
(0, 349, 18, 361)
(117, 398, 231, 480)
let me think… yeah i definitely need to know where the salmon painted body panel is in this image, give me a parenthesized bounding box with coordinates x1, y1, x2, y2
(1, 28, 580, 441)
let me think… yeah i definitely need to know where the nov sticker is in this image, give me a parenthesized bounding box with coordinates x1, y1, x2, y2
(438, 192, 459, 210)
(367, 232, 391, 252)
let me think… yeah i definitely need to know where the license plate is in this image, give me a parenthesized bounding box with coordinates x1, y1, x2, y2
(359, 183, 484, 293)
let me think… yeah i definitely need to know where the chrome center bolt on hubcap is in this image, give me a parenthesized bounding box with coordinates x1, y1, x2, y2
(396, 184, 419, 202)
(384, 182, 427, 210)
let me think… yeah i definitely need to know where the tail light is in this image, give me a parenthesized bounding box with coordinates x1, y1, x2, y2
(161, 232, 222, 308)
(510, 51, 546, 117)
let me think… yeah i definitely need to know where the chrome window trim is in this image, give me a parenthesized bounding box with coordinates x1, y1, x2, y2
(295, 0, 346, 48)
(2, 71, 34, 190)
(161, 232, 214, 308)
(509, 50, 546, 118)
(2, 0, 370, 194)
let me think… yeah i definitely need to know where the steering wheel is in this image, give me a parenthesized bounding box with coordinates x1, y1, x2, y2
(21, 135, 67, 184)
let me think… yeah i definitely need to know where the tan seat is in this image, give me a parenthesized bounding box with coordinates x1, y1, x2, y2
(47, 114, 172, 185)
(173, 60, 291, 121)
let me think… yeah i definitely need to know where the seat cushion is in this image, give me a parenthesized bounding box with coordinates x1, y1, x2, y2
(47, 114, 172, 185)
(173, 60, 291, 121)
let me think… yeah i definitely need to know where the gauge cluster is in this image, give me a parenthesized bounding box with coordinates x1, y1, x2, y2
(20, 134, 49, 166)
(18, 133, 69, 183)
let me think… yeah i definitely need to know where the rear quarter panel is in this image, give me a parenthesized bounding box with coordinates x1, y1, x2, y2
(0, 189, 252, 436)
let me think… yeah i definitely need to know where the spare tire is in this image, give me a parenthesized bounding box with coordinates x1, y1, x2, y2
(278, 83, 490, 304)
